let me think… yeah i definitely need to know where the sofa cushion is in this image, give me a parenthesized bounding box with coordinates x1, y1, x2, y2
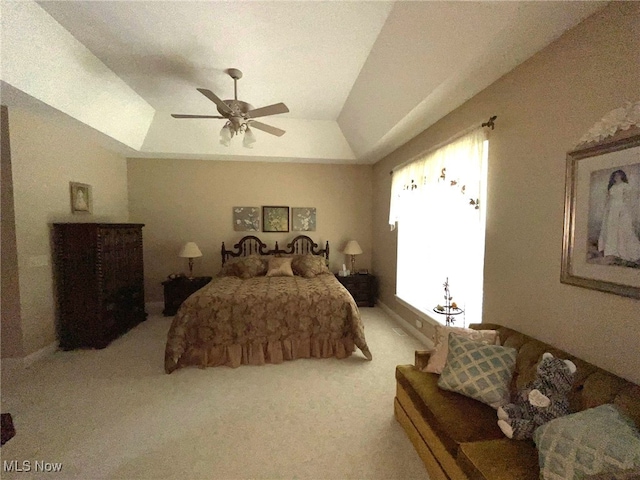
(457, 438, 539, 480)
(438, 334, 517, 409)
(396, 365, 504, 457)
(534, 404, 640, 480)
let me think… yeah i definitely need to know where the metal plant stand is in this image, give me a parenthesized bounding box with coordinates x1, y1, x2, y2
(432, 277, 464, 326)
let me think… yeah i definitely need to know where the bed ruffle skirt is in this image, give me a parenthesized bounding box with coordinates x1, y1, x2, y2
(165, 334, 365, 373)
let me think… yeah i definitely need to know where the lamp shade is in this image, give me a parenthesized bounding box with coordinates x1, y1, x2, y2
(343, 240, 363, 255)
(178, 242, 202, 259)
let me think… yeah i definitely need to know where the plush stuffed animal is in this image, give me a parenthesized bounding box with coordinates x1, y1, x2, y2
(497, 352, 576, 440)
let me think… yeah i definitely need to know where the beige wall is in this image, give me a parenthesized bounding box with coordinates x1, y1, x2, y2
(1, 106, 24, 359)
(127, 159, 373, 302)
(8, 108, 129, 355)
(372, 3, 640, 383)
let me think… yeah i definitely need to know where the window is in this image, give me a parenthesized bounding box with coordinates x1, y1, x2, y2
(389, 129, 488, 325)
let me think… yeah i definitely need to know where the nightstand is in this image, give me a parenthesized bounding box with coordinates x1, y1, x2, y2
(335, 273, 377, 307)
(162, 276, 212, 316)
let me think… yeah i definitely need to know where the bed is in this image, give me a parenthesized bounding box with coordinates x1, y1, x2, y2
(164, 235, 372, 373)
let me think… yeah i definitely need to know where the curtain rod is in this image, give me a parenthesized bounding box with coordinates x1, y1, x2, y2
(389, 115, 497, 175)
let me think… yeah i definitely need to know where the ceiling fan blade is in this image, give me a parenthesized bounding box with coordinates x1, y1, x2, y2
(196, 88, 232, 115)
(171, 114, 226, 119)
(247, 103, 289, 119)
(249, 121, 286, 137)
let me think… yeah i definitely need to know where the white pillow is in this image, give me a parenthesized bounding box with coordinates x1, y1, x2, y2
(422, 325, 500, 374)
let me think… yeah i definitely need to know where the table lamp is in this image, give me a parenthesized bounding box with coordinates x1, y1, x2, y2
(343, 240, 363, 275)
(179, 242, 202, 279)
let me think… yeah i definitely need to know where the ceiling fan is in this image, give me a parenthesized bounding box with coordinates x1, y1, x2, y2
(171, 68, 289, 147)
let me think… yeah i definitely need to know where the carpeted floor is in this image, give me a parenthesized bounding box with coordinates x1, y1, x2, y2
(0, 307, 429, 479)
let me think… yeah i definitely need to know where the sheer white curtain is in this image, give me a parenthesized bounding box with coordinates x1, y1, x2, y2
(390, 128, 488, 325)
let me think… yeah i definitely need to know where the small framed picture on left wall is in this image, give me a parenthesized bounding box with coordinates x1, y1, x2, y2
(70, 182, 92, 214)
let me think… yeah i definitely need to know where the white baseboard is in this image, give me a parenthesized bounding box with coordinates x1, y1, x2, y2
(1, 340, 58, 378)
(377, 300, 434, 349)
(145, 301, 164, 316)
(24, 341, 58, 368)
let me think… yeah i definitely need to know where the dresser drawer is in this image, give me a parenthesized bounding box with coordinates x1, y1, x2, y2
(349, 282, 370, 294)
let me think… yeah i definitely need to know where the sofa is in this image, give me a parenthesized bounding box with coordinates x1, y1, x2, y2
(394, 323, 640, 480)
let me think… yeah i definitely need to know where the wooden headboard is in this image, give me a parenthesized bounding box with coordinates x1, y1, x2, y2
(272, 235, 329, 262)
(221, 236, 268, 264)
(221, 235, 329, 265)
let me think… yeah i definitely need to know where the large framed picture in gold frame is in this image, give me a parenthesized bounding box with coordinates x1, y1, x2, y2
(561, 127, 640, 299)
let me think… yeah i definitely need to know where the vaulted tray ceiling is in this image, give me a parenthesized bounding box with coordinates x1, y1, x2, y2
(1, 1, 606, 163)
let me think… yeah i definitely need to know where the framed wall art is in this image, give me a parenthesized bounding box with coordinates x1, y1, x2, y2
(292, 207, 316, 231)
(233, 207, 260, 231)
(70, 182, 92, 214)
(561, 127, 640, 299)
(262, 206, 289, 232)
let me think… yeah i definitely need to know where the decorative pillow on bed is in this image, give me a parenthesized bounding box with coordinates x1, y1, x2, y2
(534, 404, 640, 480)
(266, 256, 294, 277)
(218, 258, 243, 277)
(218, 255, 267, 279)
(291, 255, 330, 278)
(438, 333, 516, 409)
(423, 325, 500, 374)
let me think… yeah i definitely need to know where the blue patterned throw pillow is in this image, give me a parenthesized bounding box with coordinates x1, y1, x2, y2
(437, 333, 517, 409)
(534, 404, 640, 480)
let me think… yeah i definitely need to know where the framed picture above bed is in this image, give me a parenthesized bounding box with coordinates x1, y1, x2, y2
(262, 206, 289, 232)
(292, 207, 316, 231)
(233, 207, 260, 232)
(561, 125, 640, 299)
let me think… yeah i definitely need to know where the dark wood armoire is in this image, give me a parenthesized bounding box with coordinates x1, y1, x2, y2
(53, 223, 146, 349)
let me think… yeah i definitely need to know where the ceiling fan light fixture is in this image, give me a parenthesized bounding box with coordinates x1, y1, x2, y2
(243, 127, 256, 149)
(219, 123, 232, 146)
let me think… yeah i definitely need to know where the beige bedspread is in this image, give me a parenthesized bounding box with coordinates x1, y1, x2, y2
(164, 274, 372, 373)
